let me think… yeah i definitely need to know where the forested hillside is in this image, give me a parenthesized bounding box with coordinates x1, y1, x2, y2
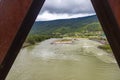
(30, 15, 101, 35)
(26, 15, 104, 44)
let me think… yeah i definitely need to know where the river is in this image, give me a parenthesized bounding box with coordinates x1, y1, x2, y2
(6, 38, 120, 80)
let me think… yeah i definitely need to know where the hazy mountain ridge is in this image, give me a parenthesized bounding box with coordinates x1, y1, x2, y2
(29, 15, 101, 35)
(25, 15, 104, 45)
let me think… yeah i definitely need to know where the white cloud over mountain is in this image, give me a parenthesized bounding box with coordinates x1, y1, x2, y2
(36, 0, 95, 21)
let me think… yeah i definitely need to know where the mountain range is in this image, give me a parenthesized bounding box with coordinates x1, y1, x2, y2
(29, 15, 102, 35)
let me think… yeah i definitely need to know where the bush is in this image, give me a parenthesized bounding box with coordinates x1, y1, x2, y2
(25, 34, 51, 45)
(98, 44, 112, 53)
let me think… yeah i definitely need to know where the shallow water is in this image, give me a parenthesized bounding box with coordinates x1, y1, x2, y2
(6, 38, 120, 80)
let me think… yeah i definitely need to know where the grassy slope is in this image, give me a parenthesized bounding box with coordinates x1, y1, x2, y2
(29, 15, 100, 35)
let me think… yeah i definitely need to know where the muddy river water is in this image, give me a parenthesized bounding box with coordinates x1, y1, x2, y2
(6, 38, 120, 80)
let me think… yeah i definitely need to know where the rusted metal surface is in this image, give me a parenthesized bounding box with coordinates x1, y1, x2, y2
(0, 0, 45, 79)
(0, 0, 33, 64)
(106, 0, 120, 67)
(91, 0, 120, 67)
(108, 0, 120, 28)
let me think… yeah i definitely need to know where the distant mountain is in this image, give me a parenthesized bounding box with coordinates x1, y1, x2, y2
(29, 15, 102, 35)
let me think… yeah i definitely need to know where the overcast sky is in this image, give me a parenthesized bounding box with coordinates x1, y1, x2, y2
(36, 0, 95, 21)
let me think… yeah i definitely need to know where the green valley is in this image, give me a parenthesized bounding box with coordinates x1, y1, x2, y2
(26, 15, 103, 42)
(24, 15, 112, 53)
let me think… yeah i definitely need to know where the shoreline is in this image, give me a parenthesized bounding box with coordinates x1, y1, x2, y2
(23, 38, 113, 55)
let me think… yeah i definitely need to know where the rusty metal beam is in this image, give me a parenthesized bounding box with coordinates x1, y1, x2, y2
(0, 0, 45, 79)
(0, 0, 33, 64)
(108, 0, 120, 28)
(91, 0, 120, 67)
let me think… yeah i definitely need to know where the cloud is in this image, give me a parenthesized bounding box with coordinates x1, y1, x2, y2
(40, 0, 94, 14)
(36, 0, 95, 21)
(36, 11, 95, 21)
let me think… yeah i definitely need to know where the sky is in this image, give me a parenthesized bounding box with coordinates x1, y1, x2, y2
(36, 0, 95, 21)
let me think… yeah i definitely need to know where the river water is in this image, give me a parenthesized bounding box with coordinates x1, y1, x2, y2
(6, 38, 120, 80)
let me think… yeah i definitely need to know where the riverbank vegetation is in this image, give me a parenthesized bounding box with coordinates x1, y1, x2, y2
(25, 35, 51, 45)
(23, 15, 112, 53)
(98, 44, 112, 53)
